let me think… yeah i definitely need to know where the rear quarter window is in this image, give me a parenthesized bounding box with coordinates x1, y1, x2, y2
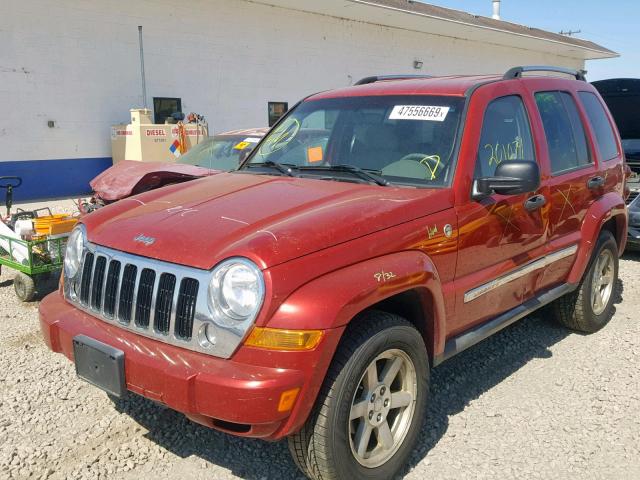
(578, 91, 620, 161)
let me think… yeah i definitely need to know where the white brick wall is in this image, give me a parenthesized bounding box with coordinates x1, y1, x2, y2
(0, 0, 585, 162)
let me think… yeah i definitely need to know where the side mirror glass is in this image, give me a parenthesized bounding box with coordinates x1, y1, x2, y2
(474, 160, 540, 198)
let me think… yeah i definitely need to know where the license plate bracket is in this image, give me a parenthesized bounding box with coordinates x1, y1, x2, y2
(73, 335, 126, 398)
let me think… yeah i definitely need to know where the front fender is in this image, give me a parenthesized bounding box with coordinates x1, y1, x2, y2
(267, 250, 446, 350)
(568, 192, 627, 284)
(266, 250, 446, 438)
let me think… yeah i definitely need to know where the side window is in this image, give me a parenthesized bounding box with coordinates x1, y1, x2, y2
(578, 91, 619, 161)
(475, 95, 535, 179)
(535, 91, 591, 174)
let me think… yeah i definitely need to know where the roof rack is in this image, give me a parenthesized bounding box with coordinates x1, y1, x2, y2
(354, 75, 432, 86)
(504, 66, 587, 82)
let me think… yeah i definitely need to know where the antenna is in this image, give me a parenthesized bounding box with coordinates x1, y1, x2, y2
(138, 26, 148, 110)
(559, 29, 581, 36)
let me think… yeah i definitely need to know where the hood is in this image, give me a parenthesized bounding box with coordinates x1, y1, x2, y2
(82, 173, 453, 270)
(91, 160, 213, 201)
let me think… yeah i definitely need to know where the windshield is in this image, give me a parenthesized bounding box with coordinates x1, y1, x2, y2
(178, 135, 261, 170)
(244, 95, 465, 186)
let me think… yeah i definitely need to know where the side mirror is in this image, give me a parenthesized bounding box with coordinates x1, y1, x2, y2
(475, 160, 540, 197)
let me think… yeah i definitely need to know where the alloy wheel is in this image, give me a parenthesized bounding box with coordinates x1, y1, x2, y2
(591, 248, 615, 316)
(348, 349, 417, 468)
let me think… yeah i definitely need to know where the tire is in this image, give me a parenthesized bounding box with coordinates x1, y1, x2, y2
(14, 272, 36, 302)
(288, 311, 429, 480)
(552, 230, 618, 333)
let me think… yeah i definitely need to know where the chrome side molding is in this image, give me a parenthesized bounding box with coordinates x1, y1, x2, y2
(464, 245, 578, 303)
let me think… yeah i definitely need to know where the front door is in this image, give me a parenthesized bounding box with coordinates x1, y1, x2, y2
(452, 92, 548, 335)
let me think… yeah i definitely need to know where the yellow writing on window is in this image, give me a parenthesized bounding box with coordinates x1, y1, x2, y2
(419, 155, 442, 180)
(485, 136, 524, 167)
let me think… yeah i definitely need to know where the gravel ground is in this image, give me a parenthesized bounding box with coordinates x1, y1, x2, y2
(1, 200, 639, 479)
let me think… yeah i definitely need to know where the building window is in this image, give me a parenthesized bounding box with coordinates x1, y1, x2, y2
(268, 102, 289, 127)
(153, 97, 182, 124)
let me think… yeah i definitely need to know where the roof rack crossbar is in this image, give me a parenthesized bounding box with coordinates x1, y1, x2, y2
(504, 66, 587, 82)
(354, 75, 432, 86)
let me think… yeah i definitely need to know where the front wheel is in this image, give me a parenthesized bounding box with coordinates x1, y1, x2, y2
(288, 311, 429, 480)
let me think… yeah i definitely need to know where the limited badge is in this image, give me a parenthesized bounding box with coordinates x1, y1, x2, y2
(444, 224, 453, 238)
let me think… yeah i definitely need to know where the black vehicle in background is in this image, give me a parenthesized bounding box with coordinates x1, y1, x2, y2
(593, 78, 640, 249)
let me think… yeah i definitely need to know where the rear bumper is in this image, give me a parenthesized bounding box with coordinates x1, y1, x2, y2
(39, 292, 342, 440)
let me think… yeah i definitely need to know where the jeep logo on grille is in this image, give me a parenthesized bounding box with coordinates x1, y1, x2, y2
(133, 234, 156, 246)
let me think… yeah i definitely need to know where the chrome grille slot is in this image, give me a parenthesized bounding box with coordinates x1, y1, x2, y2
(175, 278, 199, 340)
(103, 260, 121, 318)
(91, 256, 107, 311)
(79, 252, 95, 305)
(135, 269, 156, 328)
(118, 264, 137, 324)
(154, 273, 176, 334)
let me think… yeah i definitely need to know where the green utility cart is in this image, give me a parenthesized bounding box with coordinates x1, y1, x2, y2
(0, 177, 70, 302)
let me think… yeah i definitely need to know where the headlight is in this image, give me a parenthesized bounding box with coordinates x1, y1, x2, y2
(208, 258, 264, 322)
(64, 225, 85, 278)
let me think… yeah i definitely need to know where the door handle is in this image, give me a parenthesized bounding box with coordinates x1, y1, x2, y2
(587, 176, 605, 190)
(524, 194, 546, 212)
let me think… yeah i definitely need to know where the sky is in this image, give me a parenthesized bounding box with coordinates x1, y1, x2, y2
(422, 0, 639, 81)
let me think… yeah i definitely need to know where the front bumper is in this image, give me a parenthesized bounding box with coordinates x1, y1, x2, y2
(39, 292, 342, 440)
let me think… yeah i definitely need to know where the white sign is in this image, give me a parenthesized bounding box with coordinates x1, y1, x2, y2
(389, 105, 450, 122)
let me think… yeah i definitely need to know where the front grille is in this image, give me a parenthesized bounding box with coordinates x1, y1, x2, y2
(627, 190, 639, 206)
(154, 273, 176, 334)
(75, 250, 199, 342)
(175, 278, 199, 340)
(90, 256, 107, 310)
(65, 243, 254, 359)
(103, 261, 121, 318)
(118, 264, 137, 324)
(134, 269, 156, 328)
(79, 253, 94, 305)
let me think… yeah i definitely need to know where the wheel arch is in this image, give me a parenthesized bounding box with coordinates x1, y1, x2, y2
(567, 192, 627, 284)
(364, 288, 438, 365)
(266, 250, 446, 363)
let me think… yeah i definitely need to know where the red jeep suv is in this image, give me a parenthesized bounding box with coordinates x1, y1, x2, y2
(40, 66, 628, 480)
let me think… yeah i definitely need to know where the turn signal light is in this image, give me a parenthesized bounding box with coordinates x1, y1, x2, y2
(278, 387, 301, 412)
(244, 327, 324, 351)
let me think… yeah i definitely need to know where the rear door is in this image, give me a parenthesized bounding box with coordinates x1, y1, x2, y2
(452, 87, 548, 335)
(529, 89, 600, 291)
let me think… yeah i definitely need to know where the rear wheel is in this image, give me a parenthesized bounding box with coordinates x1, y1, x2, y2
(552, 230, 618, 333)
(288, 311, 429, 480)
(14, 272, 36, 302)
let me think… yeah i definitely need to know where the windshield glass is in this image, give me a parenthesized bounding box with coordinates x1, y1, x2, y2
(245, 95, 465, 186)
(178, 136, 260, 170)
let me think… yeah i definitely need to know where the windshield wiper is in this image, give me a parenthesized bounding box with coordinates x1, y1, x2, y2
(246, 160, 297, 177)
(298, 164, 390, 186)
